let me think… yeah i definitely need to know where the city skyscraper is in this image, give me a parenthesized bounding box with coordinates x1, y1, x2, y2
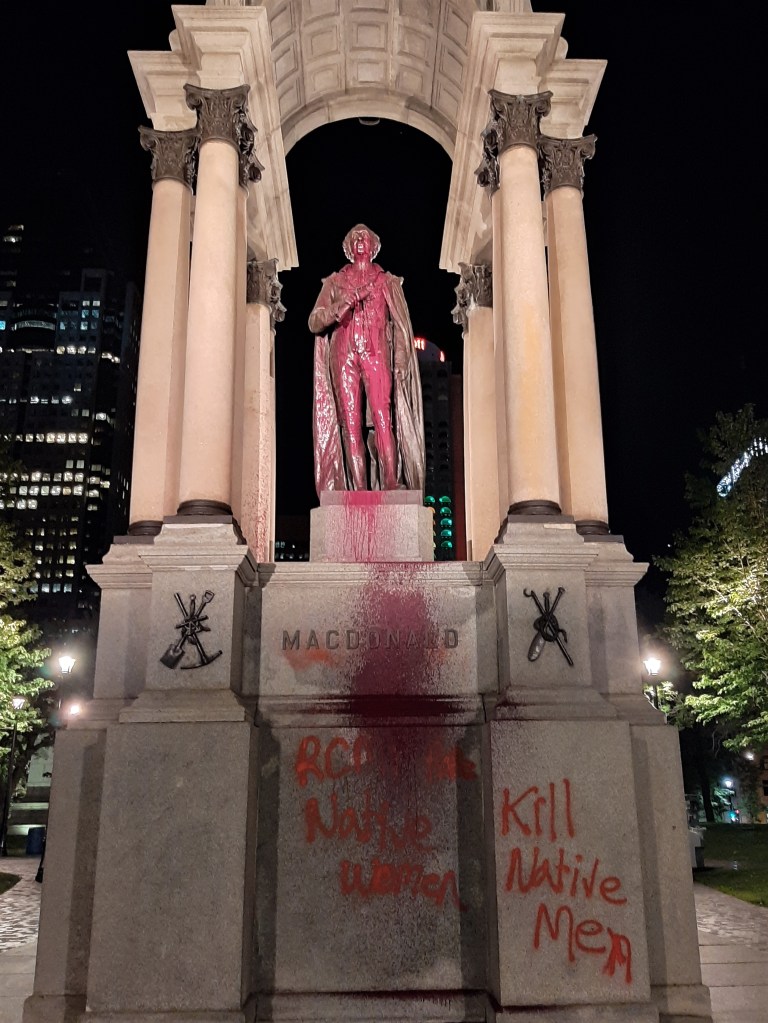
(0, 226, 140, 629)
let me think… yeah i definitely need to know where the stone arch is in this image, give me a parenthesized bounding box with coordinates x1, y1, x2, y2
(131, 0, 600, 272)
(268, 0, 484, 158)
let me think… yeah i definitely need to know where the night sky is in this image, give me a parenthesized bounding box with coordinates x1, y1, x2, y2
(2, 2, 755, 599)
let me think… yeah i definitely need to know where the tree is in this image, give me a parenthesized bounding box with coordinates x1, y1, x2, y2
(656, 406, 768, 752)
(0, 446, 53, 795)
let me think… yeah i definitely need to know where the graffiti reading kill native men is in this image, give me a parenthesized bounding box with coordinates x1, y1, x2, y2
(160, 590, 223, 670)
(524, 587, 573, 666)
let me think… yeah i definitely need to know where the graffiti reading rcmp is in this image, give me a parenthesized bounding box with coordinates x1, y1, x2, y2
(499, 779, 633, 984)
(294, 733, 477, 910)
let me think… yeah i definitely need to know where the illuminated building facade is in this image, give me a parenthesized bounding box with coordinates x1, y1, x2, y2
(0, 252, 140, 622)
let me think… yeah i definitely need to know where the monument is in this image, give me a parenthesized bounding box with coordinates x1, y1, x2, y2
(24, 4, 712, 1023)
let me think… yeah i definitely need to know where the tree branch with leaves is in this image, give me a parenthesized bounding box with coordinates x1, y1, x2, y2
(656, 406, 768, 752)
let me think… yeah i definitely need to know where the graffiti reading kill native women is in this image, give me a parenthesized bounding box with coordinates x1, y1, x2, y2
(294, 732, 477, 911)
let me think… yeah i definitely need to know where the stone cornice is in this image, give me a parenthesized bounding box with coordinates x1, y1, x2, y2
(138, 126, 199, 188)
(257, 562, 489, 588)
(87, 544, 153, 590)
(130, 5, 297, 268)
(441, 11, 605, 272)
(128, 51, 197, 131)
(539, 134, 596, 194)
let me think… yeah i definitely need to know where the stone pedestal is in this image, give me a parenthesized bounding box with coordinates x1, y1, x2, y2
(85, 718, 258, 1022)
(26, 519, 711, 1023)
(310, 490, 434, 563)
(485, 719, 653, 1017)
(22, 727, 107, 1023)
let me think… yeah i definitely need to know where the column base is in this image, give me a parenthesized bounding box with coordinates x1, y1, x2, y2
(508, 499, 562, 516)
(177, 498, 233, 516)
(576, 517, 609, 535)
(127, 519, 162, 536)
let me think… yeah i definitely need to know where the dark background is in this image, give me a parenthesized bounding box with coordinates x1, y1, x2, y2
(1, 2, 757, 598)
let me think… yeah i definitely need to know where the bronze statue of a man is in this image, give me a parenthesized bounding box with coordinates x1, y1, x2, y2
(308, 224, 425, 496)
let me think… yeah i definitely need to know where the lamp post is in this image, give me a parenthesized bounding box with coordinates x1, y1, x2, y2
(1, 696, 26, 857)
(643, 656, 661, 709)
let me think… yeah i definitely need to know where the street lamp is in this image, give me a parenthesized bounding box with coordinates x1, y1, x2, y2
(58, 654, 76, 676)
(1, 696, 26, 857)
(643, 656, 661, 709)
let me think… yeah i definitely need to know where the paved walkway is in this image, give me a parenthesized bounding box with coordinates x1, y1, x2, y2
(694, 882, 768, 1022)
(0, 858, 41, 1023)
(0, 860, 766, 1021)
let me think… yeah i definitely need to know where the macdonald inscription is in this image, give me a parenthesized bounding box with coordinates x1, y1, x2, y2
(282, 628, 460, 651)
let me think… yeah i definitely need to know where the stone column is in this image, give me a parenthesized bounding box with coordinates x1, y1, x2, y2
(476, 91, 561, 524)
(542, 134, 609, 534)
(128, 128, 197, 536)
(176, 84, 262, 517)
(453, 263, 499, 560)
(491, 195, 509, 527)
(240, 258, 284, 560)
(230, 187, 249, 529)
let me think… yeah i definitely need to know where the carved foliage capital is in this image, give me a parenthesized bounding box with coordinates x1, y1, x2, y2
(539, 135, 597, 195)
(138, 127, 199, 189)
(475, 90, 552, 197)
(247, 258, 286, 326)
(184, 83, 264, 188)
(452, 263, 493, 330)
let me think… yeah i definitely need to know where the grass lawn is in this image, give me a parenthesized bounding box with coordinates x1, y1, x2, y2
(695, 823, 768, 907)
(0, 872, 21, 896)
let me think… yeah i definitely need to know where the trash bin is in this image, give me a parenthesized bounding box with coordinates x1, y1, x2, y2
(26, 826, 46, 856)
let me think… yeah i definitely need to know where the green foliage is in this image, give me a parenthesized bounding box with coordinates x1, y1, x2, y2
(656, 406, 768, 752)
(695, 824, 768, 907)
(0, 443, 53, 784)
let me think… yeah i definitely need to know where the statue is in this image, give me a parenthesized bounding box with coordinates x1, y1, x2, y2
(308, 224, 425, 496)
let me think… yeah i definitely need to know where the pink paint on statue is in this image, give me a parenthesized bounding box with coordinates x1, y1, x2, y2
(309, 225, 426, 496)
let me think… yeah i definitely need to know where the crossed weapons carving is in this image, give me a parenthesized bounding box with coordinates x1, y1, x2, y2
(160, 590, 223, 670)
(524, 586, 574, 666)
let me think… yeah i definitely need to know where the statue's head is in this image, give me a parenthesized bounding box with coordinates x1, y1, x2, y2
(342, 224, 381, 262)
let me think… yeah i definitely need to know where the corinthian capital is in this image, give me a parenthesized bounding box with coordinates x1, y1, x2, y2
(247, 258, 286, 326)
(475, 90, 552, 197)
(539, 135, 597, 195)
(184, 84, 264, 188)
(138, 127, 198, 188)
(451, 263, 493, 331)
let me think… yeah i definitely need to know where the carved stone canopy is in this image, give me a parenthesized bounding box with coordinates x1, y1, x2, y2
(138, 126, 199, 189)
(451, 263, 493, 331)
(539, 134, 597, 194)
(246, 258, 286, 326)
(475, 90, 552, 197)
(184, 83, 264, 189)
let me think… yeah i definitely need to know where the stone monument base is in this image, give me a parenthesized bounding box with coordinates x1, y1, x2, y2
(310, 489, 433, 562)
